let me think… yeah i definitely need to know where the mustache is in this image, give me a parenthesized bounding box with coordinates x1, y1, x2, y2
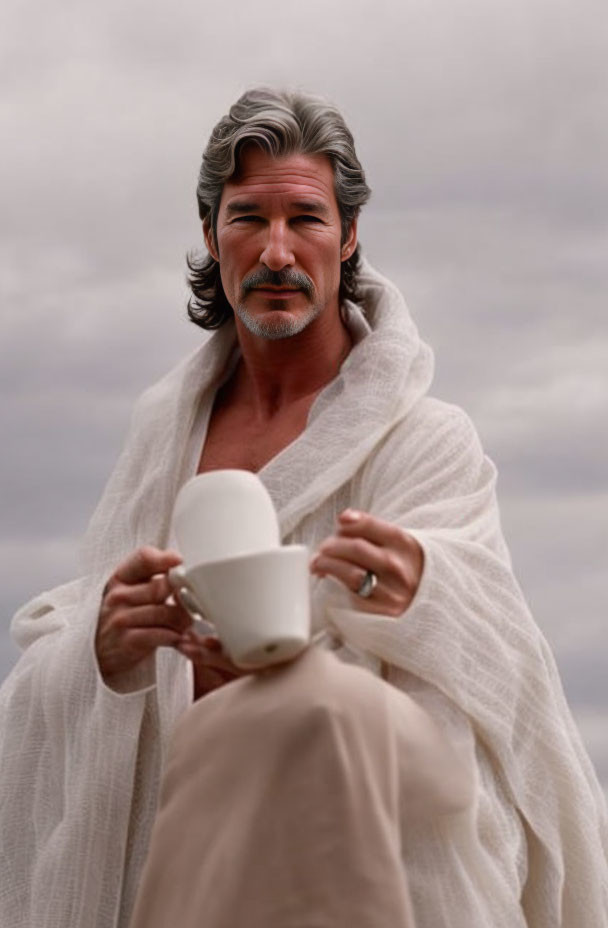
(241, 269, 314, 298)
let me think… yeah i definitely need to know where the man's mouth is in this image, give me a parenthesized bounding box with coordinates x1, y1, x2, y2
(253, 287, 301, 295)
(242, 269, 313, 300)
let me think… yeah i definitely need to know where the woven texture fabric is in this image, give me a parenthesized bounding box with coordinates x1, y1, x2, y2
(0, 259, 606, 927)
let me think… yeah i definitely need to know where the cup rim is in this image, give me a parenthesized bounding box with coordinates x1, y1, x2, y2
(183, 543, 309, 574)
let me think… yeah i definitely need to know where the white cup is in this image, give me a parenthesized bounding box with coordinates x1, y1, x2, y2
(172, 470, 280, 569)
(169, 546, 311, 669)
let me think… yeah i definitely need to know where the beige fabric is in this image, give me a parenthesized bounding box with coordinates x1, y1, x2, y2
(129, 646, 473, 928)
(0, 259, 606, 926)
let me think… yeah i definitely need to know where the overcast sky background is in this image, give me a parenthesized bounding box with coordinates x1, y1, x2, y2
(2, 0, 607, 791)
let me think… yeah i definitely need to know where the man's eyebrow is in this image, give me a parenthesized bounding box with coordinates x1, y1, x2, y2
(224, 199, 331, 217)
(225, 200, 261, 214)
(291, 200, 331, 216)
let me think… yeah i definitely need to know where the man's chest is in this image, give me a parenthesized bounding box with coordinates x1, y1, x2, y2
(197, 398, 313, 474)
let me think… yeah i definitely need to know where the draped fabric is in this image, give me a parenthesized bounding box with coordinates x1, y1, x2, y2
(0, 259, 606, 927)
(129, 645, 477, 928)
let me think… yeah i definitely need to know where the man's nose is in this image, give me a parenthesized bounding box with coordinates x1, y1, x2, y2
(259, 222, 295, 270)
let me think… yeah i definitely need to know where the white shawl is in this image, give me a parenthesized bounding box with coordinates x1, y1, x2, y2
(1, 260, 606, 927)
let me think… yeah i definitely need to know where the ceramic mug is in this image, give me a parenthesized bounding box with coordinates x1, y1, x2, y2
(169, 545, 311, 669)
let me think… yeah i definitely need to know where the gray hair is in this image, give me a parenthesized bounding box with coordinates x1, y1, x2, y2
(187, 87, 371, 330)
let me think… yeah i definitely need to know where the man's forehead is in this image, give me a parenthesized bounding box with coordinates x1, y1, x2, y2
(221, 149, 336, 206)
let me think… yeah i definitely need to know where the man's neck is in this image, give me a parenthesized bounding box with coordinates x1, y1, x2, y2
(231, 307, 352, 420)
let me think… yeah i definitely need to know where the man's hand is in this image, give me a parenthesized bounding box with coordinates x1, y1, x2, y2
(310, 509, 424, 616)
(175, 630, 248, 699)
(96, 546, 192, 682)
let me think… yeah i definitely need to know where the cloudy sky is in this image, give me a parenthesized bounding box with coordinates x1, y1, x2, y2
(2, 0, 607, 790)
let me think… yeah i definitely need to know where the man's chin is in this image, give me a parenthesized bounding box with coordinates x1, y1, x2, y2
(235, 304, 321, 341)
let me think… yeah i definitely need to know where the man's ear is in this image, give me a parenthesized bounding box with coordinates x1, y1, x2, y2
(203, 219, 219, 261)
(340, 217, 358, 262)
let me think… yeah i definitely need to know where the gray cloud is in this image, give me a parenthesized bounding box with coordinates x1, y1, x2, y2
(2, 0, 607, 790)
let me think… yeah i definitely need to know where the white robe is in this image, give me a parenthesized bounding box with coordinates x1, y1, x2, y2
(0, 260, 606, 927)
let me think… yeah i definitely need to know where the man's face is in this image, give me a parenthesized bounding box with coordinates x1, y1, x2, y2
(204, 146, 357, 340)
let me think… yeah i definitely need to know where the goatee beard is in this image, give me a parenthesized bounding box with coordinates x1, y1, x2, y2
(235, 301, 322, 340)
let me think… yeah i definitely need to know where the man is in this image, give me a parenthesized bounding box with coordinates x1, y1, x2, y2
(1, 88, 606, 928)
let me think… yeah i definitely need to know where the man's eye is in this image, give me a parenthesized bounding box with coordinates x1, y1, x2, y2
(295, 215, 323, 223)
(232, 215, 261, 223)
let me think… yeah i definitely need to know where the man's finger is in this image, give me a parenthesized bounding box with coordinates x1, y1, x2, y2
(176, 639, 244, 677)
(105, 575, 174, 609)
(337, 510, 413, 550)
(113, 546, 182, 586)
(314, 536, 386, 575)
(310, 553, 370, 593)
(113, 603, 191, 633)
(123, 626, 184, 653)
(200, 635, 223, 652)
(177, 634, 236, 667)
(310, 554, 406, 616)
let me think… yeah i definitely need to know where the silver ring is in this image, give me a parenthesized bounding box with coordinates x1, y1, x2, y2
(357, 569, 378, 598)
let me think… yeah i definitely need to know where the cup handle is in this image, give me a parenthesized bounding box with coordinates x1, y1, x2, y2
(167, 565, 212, 627)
